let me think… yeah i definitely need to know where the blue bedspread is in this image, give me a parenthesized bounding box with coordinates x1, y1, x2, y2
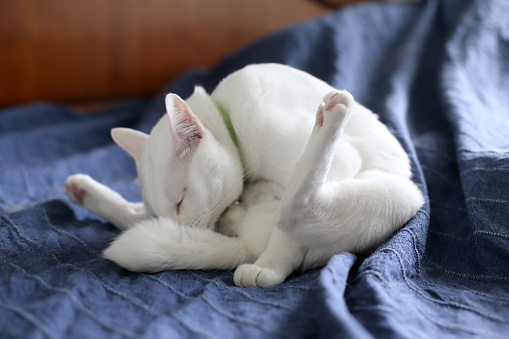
(1, 0, 509, 337)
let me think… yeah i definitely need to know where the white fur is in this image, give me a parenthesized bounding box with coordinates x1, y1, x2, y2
(66, 64, 424, 287)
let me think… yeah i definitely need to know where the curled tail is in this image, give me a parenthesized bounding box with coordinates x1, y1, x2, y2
(103, 217, 252, 272)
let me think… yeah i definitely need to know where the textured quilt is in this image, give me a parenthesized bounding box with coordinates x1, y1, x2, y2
(1, 0, 509, 337)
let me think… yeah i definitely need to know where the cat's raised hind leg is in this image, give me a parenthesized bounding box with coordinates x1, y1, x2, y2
(65, 174, 148, 230)
(233, 90, 354, 288)
(266, 89, 424, 270)
(234, 90, 424, 288)
(279, 89, 354, 229)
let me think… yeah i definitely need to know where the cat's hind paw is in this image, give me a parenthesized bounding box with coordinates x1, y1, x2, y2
(233, 264, 285, 288)
(315, 90, 353, 131)
(323, 90, 353, 111)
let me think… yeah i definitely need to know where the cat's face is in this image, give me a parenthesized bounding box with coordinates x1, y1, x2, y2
(111, 93, 243, 229)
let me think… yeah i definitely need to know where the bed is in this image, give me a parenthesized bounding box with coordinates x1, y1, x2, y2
(1, 0, 509, 337)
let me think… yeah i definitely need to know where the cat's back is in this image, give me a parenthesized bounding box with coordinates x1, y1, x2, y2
(211, 64, 331, 183)
(210, 64, 411, 183)
(211, 64, 331, 124)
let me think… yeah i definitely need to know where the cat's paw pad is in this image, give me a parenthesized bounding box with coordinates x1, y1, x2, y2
(323, 90, 353, 110)
(315, 103, 326, 127)
(65, 174, 93, 205)
(316, 90, 353, 128)
(234, 264, 285, 288)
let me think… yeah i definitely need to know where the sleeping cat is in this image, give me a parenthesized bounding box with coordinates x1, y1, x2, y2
(65, 63, 424, 287)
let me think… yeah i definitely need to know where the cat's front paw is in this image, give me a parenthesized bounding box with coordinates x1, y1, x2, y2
(65, 174, 94, 205)
(234, 264, 285, 288)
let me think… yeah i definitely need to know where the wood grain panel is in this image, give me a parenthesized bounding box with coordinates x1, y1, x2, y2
(0, 0, 328, 105)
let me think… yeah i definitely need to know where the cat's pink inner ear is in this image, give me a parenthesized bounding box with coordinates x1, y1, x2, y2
(165, 94, 202, 153)
(111, 128, 148, 162)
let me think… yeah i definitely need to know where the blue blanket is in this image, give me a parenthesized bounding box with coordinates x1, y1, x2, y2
(1, 0, 509, 337)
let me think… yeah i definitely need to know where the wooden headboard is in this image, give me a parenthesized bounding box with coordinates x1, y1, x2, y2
(0, 0, 366, 106)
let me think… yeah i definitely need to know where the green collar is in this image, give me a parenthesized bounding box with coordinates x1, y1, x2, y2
(214, 100, 246, 168)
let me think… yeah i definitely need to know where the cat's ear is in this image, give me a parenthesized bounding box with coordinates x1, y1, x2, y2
(165, 93, 202, 154)
(111, 128, 148, 162)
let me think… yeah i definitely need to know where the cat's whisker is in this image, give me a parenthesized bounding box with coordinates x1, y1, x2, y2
(194, 173, 247, 228)
(203, 186, 237, 221)
(193, 158, 259, 228)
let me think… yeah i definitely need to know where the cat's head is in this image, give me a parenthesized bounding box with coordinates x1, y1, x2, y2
(111, 90, 243, 229)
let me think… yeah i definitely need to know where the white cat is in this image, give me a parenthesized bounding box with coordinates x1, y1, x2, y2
(65, 64, 424, 287)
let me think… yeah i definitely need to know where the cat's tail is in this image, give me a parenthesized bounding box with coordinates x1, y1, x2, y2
(103, 217, 252, 272)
